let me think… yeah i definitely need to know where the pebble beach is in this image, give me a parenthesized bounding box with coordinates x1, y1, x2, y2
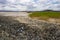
(0, 12, 60, 40)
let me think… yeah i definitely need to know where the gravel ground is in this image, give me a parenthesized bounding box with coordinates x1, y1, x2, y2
(0, 16, 60, 40)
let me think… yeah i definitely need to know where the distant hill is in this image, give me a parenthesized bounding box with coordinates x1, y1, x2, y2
(37, 9, 60, 12)
(0, 10, 20, 12)
(0, 10, 60, 12)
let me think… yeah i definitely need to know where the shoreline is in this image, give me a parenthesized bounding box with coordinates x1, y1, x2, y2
(0, 12, 29, 17)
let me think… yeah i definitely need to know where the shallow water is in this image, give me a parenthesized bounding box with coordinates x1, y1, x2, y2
(0, 12, 29, 16)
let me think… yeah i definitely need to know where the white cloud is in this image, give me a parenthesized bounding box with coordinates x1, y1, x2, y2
(6, 0, 16, 3)
(0, 0, 60, 11)
(15, 5, 28, 11)
(19, 0, 31, 3)
(1, 4, 28, 11)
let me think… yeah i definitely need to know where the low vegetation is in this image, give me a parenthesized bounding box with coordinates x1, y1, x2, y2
(29, 11, 60, 20)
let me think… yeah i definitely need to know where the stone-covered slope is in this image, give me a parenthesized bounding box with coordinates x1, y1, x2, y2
(0, 16, 60, 40)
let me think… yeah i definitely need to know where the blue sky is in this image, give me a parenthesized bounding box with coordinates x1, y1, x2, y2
(0, 0, 60, 11)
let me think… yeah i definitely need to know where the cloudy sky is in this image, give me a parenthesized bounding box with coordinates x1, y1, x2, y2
(0, 0, 60, 11)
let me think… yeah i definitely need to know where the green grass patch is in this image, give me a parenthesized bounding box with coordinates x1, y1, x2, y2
(29, 11, 60, 20)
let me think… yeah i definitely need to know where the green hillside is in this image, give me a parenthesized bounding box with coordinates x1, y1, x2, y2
(29, 11, 60, 20)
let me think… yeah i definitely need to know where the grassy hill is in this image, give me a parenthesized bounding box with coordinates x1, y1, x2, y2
(29, 11, 60, 20)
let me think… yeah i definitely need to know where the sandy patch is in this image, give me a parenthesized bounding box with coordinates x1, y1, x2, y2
(0, 12, 29, 17)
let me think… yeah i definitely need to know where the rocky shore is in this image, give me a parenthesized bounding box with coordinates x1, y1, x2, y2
(0, 16, 60, 40)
